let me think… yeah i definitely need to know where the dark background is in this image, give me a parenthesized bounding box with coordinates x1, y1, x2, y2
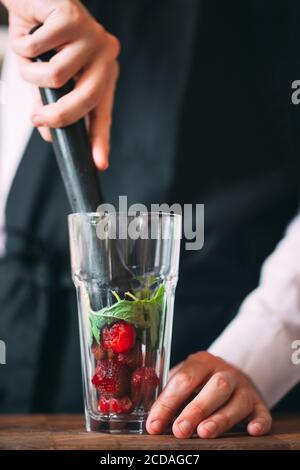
(0, 5, 7, 24)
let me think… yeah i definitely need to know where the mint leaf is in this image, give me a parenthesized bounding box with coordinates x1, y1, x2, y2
(92, 320, 100, 344)
(151, 283, 165, 305)
(144, 302, 160, 348)
(89, 284, 165, 347)
(89, 317, 94, 346)
(93, 300, 149, 329)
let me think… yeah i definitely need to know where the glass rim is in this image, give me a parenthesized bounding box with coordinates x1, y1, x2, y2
(68, 211, 182, 220)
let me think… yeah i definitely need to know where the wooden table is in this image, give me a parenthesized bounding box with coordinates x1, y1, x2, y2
(0, 414, 300, 450)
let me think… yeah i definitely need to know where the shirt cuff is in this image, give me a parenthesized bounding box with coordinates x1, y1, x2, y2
(209, 291, 300, 408)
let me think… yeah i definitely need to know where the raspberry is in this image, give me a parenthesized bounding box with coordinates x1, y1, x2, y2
(98, 396, 133, 414)
(91, 359, 130, 397)
(102, 321, 136, 354)
(117, 340, 143, 369)
(92, 341, 106, 361)
(131, 367, 159, 410)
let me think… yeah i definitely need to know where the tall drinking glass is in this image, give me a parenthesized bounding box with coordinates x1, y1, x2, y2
(68, 212, 181, 433)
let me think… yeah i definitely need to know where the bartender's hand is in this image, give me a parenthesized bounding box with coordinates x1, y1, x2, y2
(2, 0, 120, 169)
(147, 352, 272, 438)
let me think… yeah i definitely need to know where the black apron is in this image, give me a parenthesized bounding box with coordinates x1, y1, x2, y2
(0, 0, 299, 412)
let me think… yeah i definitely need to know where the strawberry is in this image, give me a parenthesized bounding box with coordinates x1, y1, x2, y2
(102, 321, 136, 354)
(131, 367, 159, 410)
(98, 396, 133, 414)
(117, 340, 143, 369)
(145, 346, 157, 368)
(107, 348, 116, 360)
(91, 359, 130, 397)
(92, 341, 106, 361)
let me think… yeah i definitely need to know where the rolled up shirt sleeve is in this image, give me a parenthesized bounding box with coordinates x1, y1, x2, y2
(209, 214, 300, 408)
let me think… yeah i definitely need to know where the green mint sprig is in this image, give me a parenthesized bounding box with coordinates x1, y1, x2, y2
(89, 284, 165, 348)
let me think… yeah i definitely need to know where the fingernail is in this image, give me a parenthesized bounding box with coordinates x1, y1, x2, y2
(251, 422, 263, 434)
(150, 420, 162, 433)
(101, 160, 109, 171)
(177, 420, 193, 436)
(93, 148, 109, 171)
(200, 421, 217, 437)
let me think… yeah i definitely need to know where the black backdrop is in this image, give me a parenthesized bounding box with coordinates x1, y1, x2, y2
(0, 4, 7, 24)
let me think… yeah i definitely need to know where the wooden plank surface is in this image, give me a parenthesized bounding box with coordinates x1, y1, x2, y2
(0, 414, 299, 450)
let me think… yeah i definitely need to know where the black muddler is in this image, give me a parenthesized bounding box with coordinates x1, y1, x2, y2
(32, 47, 104, 213)
(30, 27, 132, 305)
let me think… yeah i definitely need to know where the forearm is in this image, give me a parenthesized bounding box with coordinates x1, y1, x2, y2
(209, 214, 300, 407)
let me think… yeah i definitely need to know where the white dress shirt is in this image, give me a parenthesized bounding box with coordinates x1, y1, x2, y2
(0, 36, 300, 408)
(0, 32, 32, 255)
